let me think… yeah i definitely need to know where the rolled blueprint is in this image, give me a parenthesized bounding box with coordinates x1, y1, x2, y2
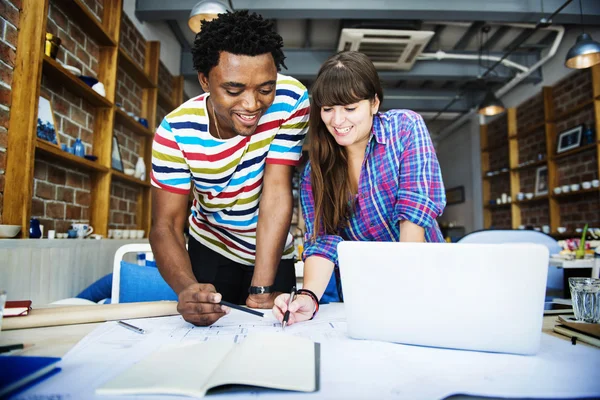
(2, 301, 178, 330)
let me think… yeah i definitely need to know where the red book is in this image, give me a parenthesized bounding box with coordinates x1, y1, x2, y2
(3, 300, 32, 317)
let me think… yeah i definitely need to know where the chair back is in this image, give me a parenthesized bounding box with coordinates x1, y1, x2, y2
(111, 243, 177, 303)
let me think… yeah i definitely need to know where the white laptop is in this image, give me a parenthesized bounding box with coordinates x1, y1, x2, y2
(337, 242, 549, 355)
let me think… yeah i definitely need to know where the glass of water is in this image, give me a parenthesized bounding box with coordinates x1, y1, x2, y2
(569, 278, 600, 323)
(0, 290, 6, 332)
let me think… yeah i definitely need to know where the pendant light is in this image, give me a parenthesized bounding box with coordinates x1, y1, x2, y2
(188, 0, 231, 33)
(478, 90, 506, 116)
(565, 0, 600, 69)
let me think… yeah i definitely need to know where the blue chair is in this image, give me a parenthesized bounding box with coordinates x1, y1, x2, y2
(457, 229, 563, 296)
(111, 244, 178, 303)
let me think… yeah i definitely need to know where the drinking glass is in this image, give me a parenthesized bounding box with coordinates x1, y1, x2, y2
(0, 290, 7, 332)
(569, 278, 600, 323)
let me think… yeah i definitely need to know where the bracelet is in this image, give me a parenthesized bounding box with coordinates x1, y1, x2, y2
(296, 288, 319, 320)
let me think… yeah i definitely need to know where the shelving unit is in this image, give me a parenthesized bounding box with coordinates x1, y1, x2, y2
(3, 0, 184, 238)
(480, 65, 600, 232)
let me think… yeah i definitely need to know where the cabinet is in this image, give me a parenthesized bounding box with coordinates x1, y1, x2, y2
(4, 0, 183, 237)
(481, 65, 600, 237)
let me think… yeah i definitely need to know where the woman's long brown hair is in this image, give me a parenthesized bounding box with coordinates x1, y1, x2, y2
(308, 51, 384, 238)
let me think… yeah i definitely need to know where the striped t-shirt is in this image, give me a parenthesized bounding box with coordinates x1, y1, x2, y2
(151, 74, 309, 265)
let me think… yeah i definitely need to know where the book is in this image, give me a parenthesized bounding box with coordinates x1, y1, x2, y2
(0, 356, 61, 397)
(4, 300, 32, 317)
(97, 333, 319, 398)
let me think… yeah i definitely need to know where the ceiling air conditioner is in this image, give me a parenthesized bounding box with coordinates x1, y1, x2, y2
(337, 28, 434, 70)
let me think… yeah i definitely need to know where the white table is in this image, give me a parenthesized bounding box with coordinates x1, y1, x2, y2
(549, 257, 599, 278)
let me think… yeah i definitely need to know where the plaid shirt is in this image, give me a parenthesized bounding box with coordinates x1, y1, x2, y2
(301, 110, 446, 271)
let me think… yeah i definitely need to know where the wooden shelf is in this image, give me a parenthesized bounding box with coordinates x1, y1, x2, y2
(514, 194, 549, 205)
(510, 121, 546, 139)
(511, 159, 547, 172)
(484, 203, 511, 210)
(114, 108, 154, 137)
(483, 170, 510, 180)
(112, 169, 151, 187)
(552, 186, 600, 199)
(42, 56, 112, 107)
(35, 139, 109, 172)
(551, 143, 597, 161)
(157, 90, 177, 112)
(54, 0, 116, 46)
(551, 98, 594, 122)
(118, 48, 155, 89)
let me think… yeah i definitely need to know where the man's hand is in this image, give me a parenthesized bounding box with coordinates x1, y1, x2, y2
(246, 292, 281, 309)
(177, 283, 229, 326)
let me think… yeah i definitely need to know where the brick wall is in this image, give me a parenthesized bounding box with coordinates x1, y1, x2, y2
(552, 69, 592, 116)
(156, 102, 169, 130)
(489, 178, 511, 202)
(113, 125, 141, 170)
(31, 160, 92, 232)
(488, 144, 509, 171)
(519, 168, 538, 195)
(518, 127, 546, 164)
(158, 61, 173, 100)
(109, 181, 140, 229)
(80, 0, 103, 21)
(554, 104, 595, 149)
(486, 114, 508, 149)
(555, 150, 598, 186)
(558, 194, 600, 230)
(0, 0, 20, 223)
(119, 13, 145, 69)
(517, 93, 544, 132)
(490, 209, 511, 229)
(46, 1, 101, 79)
(116, 67, 143, 117)
(520, 203, 550, 227)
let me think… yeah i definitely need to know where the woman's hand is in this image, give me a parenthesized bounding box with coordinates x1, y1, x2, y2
(272, 293, 315, 327)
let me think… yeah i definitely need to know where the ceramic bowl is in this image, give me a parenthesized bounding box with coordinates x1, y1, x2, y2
(553, 187, 562, 195)
(582, 181, 592, 190)
(525, 193, 534, 200)
(592, 180, 600, 188)
(561, 185, 570, 193)
(78, 75, 99, 87)
(0, 224, 21, 238)
(84, 154, 98, 162)
(570, 184, 580, 191)
(124, 168, 135, 176)
(557, 227, 567, 234)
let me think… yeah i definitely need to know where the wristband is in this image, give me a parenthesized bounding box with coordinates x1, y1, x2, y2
(248, 285, 274, 294)
(296, 288, 319, 319)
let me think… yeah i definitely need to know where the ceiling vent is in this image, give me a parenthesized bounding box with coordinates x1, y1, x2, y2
(337, 28, 434, 70)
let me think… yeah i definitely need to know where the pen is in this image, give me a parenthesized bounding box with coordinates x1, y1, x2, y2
(282, 286, 296, 330)
(0, 343, 33, 354)
(219, 300, 264, 318)
(117, 320, 146, 334)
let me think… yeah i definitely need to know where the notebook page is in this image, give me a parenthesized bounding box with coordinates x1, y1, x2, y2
(206, 332, 316, 393)
(96, 340, 234, 397)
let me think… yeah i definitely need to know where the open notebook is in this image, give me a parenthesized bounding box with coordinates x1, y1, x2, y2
(97, 333, 319, 398)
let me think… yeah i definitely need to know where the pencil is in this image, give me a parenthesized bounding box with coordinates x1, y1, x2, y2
(219, 300, 264, 317)
(0, 343, 33, 354)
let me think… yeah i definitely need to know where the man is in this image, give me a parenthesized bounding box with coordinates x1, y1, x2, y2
(150, 11, 309, 326)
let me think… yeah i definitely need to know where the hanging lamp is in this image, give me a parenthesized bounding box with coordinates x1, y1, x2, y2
(188, 0, 231, 33)
(564, 0, 600, 69)
(478, 90, 506, 116)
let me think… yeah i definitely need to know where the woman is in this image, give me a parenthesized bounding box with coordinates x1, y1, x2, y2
(273, 51, 446, 325)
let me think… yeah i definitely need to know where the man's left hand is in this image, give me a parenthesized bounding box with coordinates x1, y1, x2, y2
(246, 292, 281, 309)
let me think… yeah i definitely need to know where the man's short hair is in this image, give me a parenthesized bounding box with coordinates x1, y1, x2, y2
(192, 10, 286, 76)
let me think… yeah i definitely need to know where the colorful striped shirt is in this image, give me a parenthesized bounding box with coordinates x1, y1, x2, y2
(301, 110, 446, 301)
(151, 74, 309, 265)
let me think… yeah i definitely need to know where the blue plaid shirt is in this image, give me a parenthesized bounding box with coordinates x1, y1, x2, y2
(301, 110, 446, 301)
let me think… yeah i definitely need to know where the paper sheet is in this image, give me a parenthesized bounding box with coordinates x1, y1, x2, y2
(12, 303, 600, 400)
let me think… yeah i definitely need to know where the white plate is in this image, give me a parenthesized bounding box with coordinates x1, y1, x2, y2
(62, 64, 82, 76)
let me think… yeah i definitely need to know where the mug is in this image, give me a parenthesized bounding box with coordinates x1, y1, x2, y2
(71, 223, 93, 238)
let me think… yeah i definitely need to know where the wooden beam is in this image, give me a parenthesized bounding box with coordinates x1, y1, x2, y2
(103, 0, 123, 43)
(173, 76, 185, 105)
(507, 108, 520, 229)
(480, 125, 491, 229)
(3, 0, 49, 236)
(542, 86, 560, 233)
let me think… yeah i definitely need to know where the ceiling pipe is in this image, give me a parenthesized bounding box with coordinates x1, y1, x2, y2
(434, 24, 565, 142)
(418, 50, 529, 73)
